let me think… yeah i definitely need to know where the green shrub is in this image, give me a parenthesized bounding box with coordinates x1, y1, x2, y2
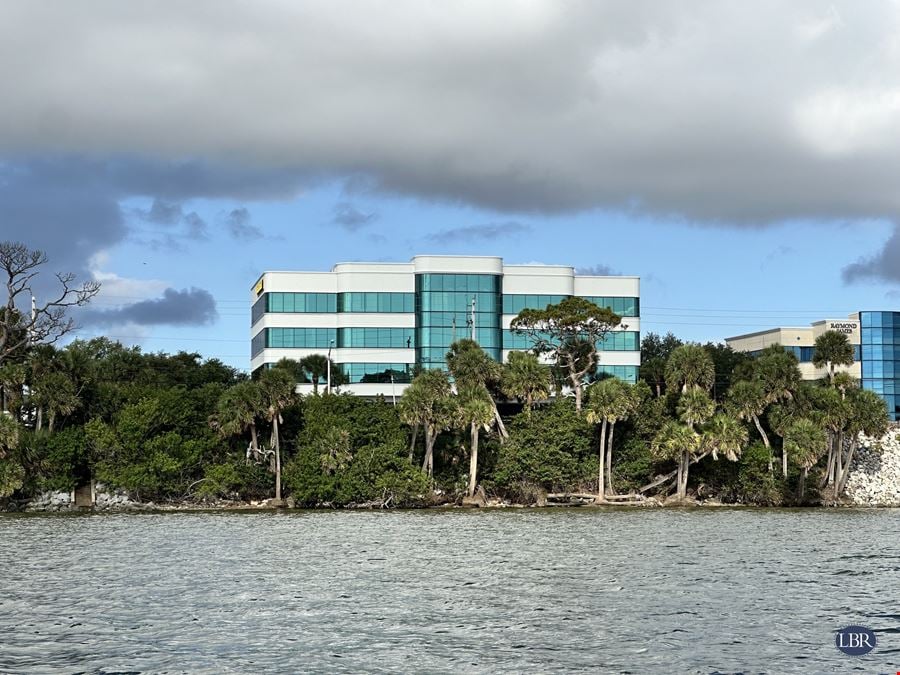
(735, 443, 783, 505)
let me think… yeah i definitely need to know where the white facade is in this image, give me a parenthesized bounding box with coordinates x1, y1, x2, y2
(251, 255, 640, 397)
(726, 314, 862, 380)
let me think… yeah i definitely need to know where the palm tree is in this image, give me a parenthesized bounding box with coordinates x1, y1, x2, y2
(501, 350, 550, 414)
(702, 413, 748, 462)
(0, 412, 19, 457)
(665, 344, 715, 393)
(813, 330, 855, 383)
(586, 378, 642, 499)
(397, 369, 457, 477)
(257, 367, 295, 502)
(835, 388, 889, 495)
(446, 339, 507, 440)
(728, 380, 772, 470)
(677, 389, 716, 430)
(212, 380, 264, 459)
(651, 420, 701, 500)
(783, 417, 826, 500)
(457, 385, 494, 497)
(298, 354, 329, 394)
(31, 370, 80, 433)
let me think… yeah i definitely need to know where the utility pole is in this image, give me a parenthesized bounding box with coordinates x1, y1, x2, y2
(470, 295, 476, 341)
(326, 339, 334, 394)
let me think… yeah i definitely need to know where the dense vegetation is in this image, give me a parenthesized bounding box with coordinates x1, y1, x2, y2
(0, 241, 892, 509)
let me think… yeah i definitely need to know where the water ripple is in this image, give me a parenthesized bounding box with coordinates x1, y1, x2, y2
(1, 509, 898, 673)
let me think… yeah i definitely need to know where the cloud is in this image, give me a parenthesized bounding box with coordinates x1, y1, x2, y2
(224, 207, 263, 241)
(139, 199, 184, 225)
(331, 202, 378, 231)
(79, 287, 218, 327)
(134, 198, 209, 243)
(576, 264, 616, 276)
(427, 221, 531, 244)
(843, 224, 900, 283)
(6, 3, 900, 279)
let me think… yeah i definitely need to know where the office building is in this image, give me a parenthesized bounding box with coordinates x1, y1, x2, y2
(726, 312, 900, 421)
(251, 255, 640, 397)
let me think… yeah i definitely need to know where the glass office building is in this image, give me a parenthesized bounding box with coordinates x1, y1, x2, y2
(860, 311, 900, 421)
(251, 256, 641, 397)
(728, 311, 900, 421)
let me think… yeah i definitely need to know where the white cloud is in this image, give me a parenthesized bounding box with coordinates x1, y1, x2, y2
(87, 251, 168, 306)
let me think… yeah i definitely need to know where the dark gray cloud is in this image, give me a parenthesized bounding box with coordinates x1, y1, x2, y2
(134, 199, 209, 243)
(331, 202, 378, 231)
(139, 199, 183, 225)
(576, 264, 616, 276)
(224, 207, 263, 241)
(80, 287, 218, 327)
(4, 3, 900, 281)
(843, 225, 900, 283)
(427, 221, 531, 244)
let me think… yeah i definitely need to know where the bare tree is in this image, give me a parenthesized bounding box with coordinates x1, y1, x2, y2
(0, 242, 100, 368)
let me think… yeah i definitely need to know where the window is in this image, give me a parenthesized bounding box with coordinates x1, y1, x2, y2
(338, 292, 414, 313)
(337, 328, 415, 349)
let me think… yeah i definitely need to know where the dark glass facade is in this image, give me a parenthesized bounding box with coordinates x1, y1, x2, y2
(860, 311, 900, 421)
(415, 273, 502, 368)
(749, 345, 861, 363)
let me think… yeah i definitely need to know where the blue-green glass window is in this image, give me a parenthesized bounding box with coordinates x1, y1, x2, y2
(337, 327, 415, 349)
(579, 296, 640, 317)
(263, 292, 337, 314)
(337, 292, 414, 313)
(502, 294, 568, 315)
(502, 330, 639, 351)
(263, 327, 337, 349)
(341, 363, 413, 383)
(594, 365, 639, 383)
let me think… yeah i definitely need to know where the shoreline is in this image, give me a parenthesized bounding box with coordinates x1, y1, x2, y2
(5, 498, 897, 514)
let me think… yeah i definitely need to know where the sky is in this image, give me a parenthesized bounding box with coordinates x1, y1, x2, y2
(3, 0, 900, 373)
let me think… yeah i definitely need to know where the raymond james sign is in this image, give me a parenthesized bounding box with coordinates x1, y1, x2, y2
(828, 321, 858, 335)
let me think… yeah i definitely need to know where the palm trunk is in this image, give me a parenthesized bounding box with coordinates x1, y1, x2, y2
(312, 378, 318, 395)
(606, 421, 616, 496)
(250, 423, 259, 454)
(597, 419, 607, 500)
(409, 424, 419, 462)
(820, 432, 835, 488)
(273, 416, 282, 501)
(574, 384, 583, 413)
(467, 421, 479, 497)
(525, 393, 533, 415)
(48, 411, 55, 434)
(492, 400, 508, 441)
(834, 432, 843, 497)
(421, 423, 435, 476)
(837, 439, 858, 496)
(36, 405, 43, 432)
(752, 414, 772, 472)
(798, 466, 808, 501)
(781, 444, 788, 478)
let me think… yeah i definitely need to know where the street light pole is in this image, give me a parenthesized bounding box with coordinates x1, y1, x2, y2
(326, 339, 334, 394)
(391, 372, 396, 405)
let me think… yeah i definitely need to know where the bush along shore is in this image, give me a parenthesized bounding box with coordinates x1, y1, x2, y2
(1, 331, 895, 512)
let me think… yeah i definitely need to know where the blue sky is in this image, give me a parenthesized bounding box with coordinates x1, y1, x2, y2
(3, 1, 900, 373)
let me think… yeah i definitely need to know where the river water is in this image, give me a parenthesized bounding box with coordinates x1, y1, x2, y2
(1, 508, 899, 674)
